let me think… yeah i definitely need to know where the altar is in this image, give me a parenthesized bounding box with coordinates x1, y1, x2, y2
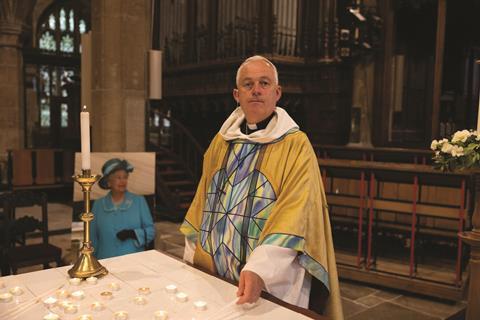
(0, 250, 323, 319)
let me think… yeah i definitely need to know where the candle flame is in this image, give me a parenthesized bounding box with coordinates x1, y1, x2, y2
(82, 105, 87, 112)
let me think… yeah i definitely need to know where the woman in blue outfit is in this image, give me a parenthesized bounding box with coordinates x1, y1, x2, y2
(91, 158, 155, 259)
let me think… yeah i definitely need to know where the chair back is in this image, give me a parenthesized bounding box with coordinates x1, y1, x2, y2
(0, 193, 11, 274)
(5, 191, 49, 245)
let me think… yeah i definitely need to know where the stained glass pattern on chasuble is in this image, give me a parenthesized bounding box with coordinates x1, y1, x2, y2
(200, 142, 276, 281)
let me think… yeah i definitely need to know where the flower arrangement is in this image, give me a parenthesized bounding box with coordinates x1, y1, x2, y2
(431, 129, 480, 171)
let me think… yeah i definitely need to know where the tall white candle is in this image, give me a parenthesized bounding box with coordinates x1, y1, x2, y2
(80, 106, 91, 170)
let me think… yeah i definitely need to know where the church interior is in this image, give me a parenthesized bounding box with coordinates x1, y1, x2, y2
(1, 0, 480, 319)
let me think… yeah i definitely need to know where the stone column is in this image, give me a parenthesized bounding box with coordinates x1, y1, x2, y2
(0, 0, 35, 182)
(90, 0, 151, 152)
(0, 1, 28, 153)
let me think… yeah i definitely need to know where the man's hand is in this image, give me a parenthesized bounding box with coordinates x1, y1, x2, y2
(236, 270, 265, 304)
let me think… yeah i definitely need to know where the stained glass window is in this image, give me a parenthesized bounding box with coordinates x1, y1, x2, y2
(40, 66, 50, 96)
(48, 14, 56, 29)
(69, 10, 75, 32)
(79, 19, 86, 34)
(61, 103, 68, 127)
(37, 3, 89, 54)
(40, 99, 51, 127)
(39, 31, 56, 51)
(60, 8, 67, 31)
(31, 0, 90, 146)
(60, 34, 74, 52)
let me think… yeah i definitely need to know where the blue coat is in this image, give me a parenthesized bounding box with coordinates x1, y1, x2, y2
(91, 191, 155, 259)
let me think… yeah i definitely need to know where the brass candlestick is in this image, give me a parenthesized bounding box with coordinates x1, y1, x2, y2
(68, 169, 108, 278)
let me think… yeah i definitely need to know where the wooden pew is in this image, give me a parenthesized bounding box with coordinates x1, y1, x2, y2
(318, 158, 472, 301)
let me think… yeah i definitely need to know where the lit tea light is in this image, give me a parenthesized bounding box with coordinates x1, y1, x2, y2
(9, 286, 24, 295)
(165, 284, 177, 294)
(77, 314, 93, 320)
(133, 296, 147, 305)
(71, 290, 85, 300)
(64, 303, 79, 314)
(193, 300, 207, 311)
(43, 312, 61, 320)
(43, 296, 58, 308)
(90, 301, 105, 311)
(100, 291, 113, 300)
(56, 289, 70, 298)
(86, 277, 98, 285)
(69, 277, 82, 286)
(114, 310, 129, 320)
(175, 292, 188, 302)
(0, 292, 13, 303)
(59, 300, 71, 309)
(154, 310, 168, 320)
(138, 287, 151, 295)
(109, 282, 121, 291)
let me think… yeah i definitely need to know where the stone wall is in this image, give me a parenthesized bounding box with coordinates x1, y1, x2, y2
(90, 0, 151, 152)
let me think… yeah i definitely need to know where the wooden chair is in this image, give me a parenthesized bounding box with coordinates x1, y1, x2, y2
(0, 194, 11, 275)
(3, 191, 62, 275)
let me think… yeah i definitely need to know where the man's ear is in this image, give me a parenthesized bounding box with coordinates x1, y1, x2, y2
(275, 85, 282, 101)
(233, 88, 239, 102)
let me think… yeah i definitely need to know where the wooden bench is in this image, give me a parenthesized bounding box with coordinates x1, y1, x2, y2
(318, 158, 473, 301)
(6, 149, 74, 191)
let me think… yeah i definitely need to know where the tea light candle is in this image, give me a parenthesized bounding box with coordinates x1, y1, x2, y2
(65, 304, 79, 314)
(69, 278, 82, 286)
(114, 310, 129, 320)
(109, 282, 121, 291)
(56, 289, 70, 298)
(138, 287, 151, 295)
(9, 286, 24, 295)
(0, 292, 13, 303)
(154, 310, 168, 320)
(165, 284, 177, 294)
(77, 314, 93, 320)
(90, 301, 105, 311)
(100, 291, 113, 300)
(71, 290, 85, 300)
(43, 312, 61, 320)
(43, 296, 58, 308)
(175, 292, 188, 302)
(133, 296, 147, 305)
(86, 277, 98, 285)
(193, 300, 207, 311)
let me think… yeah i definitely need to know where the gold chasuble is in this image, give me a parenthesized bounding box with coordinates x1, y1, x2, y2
(180, 107, 343, 319)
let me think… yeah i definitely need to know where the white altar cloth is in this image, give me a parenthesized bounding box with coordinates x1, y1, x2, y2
(0, 250, 313, 319)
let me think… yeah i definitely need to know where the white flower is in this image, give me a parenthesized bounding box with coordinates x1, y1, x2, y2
(451, 146, 464, 157)
(430, 140, 439, 150)
(451, 130, 471, 143)
(441, 143, 453, 154)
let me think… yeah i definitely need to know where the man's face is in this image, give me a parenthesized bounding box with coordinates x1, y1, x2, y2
(233, 60, 282, 124)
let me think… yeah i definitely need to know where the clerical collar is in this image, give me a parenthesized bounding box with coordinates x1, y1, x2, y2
(241, 112, 275, 135)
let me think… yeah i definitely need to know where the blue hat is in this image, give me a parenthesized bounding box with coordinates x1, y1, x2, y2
(98, 158, 134, 189)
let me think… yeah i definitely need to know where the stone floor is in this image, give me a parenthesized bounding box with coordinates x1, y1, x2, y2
(10, 203, 467, 319)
